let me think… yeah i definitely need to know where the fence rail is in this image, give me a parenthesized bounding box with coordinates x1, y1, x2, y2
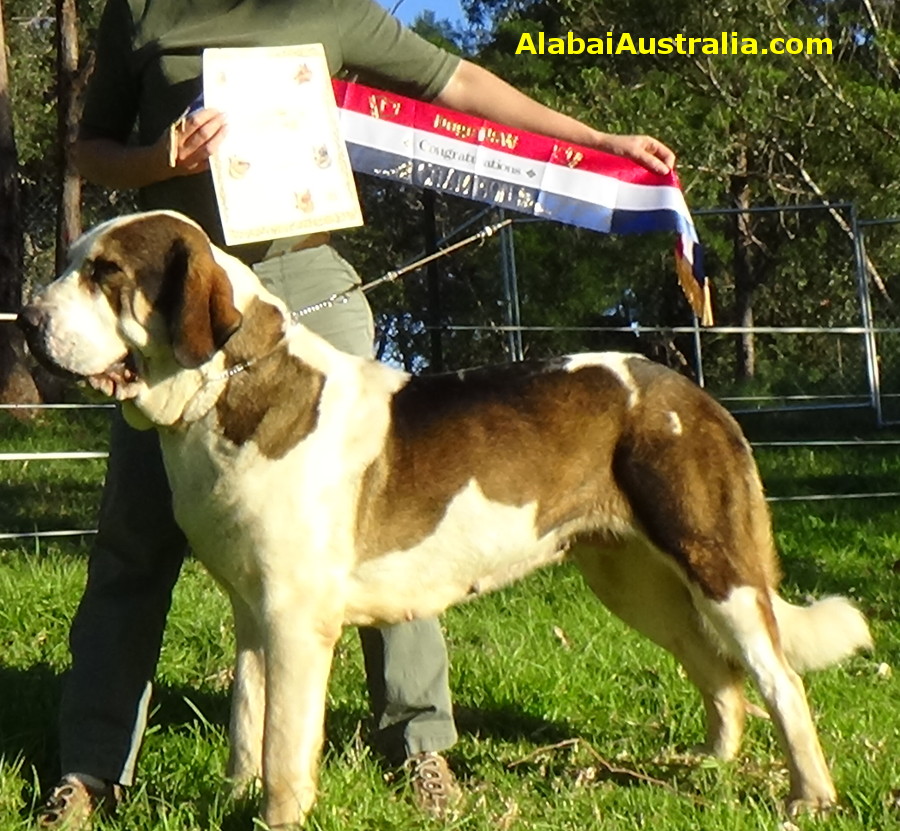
(2, 400, 898, 542)
(4, 200, 900, 543)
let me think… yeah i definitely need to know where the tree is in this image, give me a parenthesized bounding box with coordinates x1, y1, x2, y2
(457, 0, 900, 387)
(0, 0, 41, 410)
(0, 0, 22, 314)
(55, 0, 85, 272)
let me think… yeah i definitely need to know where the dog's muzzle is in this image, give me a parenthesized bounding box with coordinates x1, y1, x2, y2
(16, 304, 69, 377)
(17, 303, 138, 395)
(17, 304, 43, 340)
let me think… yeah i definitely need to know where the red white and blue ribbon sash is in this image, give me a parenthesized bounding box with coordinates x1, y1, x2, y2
(332, 79, 711, 324)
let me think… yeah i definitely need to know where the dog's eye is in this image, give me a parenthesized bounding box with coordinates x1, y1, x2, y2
(87, 257, 121, 284)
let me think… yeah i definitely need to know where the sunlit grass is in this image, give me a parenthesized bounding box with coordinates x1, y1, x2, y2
(0, 409, 897, 829)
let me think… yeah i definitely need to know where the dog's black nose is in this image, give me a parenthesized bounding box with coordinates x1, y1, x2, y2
(17, 305, 43, 336)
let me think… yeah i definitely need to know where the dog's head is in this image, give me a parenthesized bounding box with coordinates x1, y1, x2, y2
(18, 211, 243, 401)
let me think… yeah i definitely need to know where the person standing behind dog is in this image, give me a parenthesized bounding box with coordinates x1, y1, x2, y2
(35, 1, 676, 827)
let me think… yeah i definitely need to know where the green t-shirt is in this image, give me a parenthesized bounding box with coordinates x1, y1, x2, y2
(80, 0, 460, 261)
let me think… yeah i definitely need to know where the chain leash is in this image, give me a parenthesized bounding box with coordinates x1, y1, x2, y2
(210, 217, 514, 383)
(288, 217, 513, 323)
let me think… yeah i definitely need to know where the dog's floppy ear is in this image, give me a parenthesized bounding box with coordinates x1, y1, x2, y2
(159, 236, 243, 368)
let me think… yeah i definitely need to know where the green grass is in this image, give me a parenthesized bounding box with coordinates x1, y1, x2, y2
(0, 409, 898, 829)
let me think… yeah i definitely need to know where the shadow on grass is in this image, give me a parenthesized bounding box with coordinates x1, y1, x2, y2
(454, 702, 573, 747)
(0, 480, 101, 539)
(0, 661, 763, 824)
(0, 663, 65, 813)
(0, 665, 370, 825)
(452, 700, 706, 796)
(147, 680, 616, 824)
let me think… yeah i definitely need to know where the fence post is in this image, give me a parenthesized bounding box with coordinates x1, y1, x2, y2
(691, 312, 706, 388)
(849, 202, 883, 426)
(423, 190, 443, 372)
(498, 210, 523, 362)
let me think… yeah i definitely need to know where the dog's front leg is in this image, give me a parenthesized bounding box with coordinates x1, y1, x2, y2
(260, 596, 342, 828)
(227, 593, 265, 794)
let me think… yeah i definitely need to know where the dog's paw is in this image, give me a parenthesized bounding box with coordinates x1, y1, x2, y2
(683, 741, 741, 762)
(785, 792, 837, 819)
(228, 777, 260, 801)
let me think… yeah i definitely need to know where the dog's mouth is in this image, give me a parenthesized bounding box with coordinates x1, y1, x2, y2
(87, 352, 141, 399)
(19, 321, 140, 396)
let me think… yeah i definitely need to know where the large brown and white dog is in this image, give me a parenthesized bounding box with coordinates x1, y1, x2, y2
(19, 211, 871, 827)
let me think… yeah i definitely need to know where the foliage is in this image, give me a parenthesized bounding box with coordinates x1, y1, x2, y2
(6, 0, 129, 296)
(339, 0, 900, 383)
(7, 0, 900, 384)
(444, 0, 900, 384)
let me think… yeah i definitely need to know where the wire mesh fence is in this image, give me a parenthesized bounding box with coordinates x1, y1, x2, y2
(401, 201, 898, 427)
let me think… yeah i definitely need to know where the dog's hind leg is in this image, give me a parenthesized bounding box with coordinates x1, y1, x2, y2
(608, 383, 839, 811)
(696, 586, 836, 815)
(572, 539, 746, 760)
(227, 593, 266, 794)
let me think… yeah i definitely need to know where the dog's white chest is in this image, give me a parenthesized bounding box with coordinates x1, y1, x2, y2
(159, 428, 273, 580)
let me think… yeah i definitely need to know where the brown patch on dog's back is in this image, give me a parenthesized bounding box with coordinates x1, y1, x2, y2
(356, 358, 633, 557)
(357, 354, 779, 603)
(216, 298, 324, 459)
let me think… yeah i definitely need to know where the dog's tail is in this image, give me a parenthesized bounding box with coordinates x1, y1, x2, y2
(771, 593, 873, 673)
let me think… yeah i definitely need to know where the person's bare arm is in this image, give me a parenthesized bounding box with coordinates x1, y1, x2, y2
(74, 108, 228, 188)
(434, 60, 675, 175)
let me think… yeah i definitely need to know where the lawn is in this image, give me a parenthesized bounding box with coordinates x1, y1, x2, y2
(0, 406, 898, 830)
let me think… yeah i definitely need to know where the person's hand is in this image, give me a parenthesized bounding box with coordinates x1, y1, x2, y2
(595, 133, 676, 176)
(158, 107, 228, 177)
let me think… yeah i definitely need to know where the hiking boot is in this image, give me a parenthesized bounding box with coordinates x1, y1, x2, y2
(405, 752, 461, 818)
(35, 774, 121, 830)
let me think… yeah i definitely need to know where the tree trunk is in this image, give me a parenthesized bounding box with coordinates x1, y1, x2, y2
(731, 146, 755, 382)
(0, 0, 42, 414)
(55, 0, 83, 272)
(0, 0, 22, 312)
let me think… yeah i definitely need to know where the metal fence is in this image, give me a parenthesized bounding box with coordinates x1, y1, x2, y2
(4, 196, 900, 542)
(858, 216, 900, 424)
(427, 202, 900, 426)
